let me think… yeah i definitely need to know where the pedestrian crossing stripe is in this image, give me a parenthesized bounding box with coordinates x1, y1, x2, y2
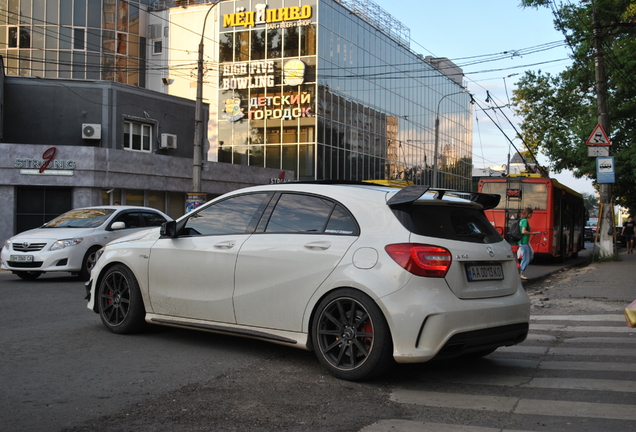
(380, 314, 636, 428)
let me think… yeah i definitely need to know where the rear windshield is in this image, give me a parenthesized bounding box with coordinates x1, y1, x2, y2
(392, 204, 503, 244)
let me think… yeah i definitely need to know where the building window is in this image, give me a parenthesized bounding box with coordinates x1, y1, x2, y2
(124, 121, 152, 152)
(8, 26, 31, 48)
(153, 40, 162, 55)
(74, 28, 85, 50)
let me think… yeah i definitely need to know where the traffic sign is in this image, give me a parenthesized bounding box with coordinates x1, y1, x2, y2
(588, 146, 609, 157)
(586, 124, 611, 145)
(596, 156, 615, 183)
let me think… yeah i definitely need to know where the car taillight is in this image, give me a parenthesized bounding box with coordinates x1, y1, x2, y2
(385, 244, 452, 278)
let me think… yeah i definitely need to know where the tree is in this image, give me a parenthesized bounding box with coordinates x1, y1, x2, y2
(514, 0, 636, 215)
(582, 191, 600, 217)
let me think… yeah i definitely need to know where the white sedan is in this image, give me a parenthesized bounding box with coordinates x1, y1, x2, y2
(86, 183, 530, 381)
(1, 206, 170, 280)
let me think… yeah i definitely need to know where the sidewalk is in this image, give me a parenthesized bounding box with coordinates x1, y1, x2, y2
(526, 247, 636, 310)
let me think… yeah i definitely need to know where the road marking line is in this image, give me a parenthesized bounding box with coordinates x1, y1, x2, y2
(547, 347, 636, 356)
(391, 390, 636, 420)
(539, 361, 636, 372)
(441, 373, 636, 393)
(532, 315, 624, 322)
(360, 420, 532, 432)
(499, 345, 636, 356)
(524, 334, 557, 342)
(562, 336, 636, 344)
(530, 324, 634, 333)
(481, 358, 636, 372)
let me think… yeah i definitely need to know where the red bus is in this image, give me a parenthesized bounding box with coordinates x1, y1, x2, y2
(478, 175, 586, 260)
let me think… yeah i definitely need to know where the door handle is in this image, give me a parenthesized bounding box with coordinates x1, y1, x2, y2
(214, 240, 236, 249)
(304, 241, 331, 250)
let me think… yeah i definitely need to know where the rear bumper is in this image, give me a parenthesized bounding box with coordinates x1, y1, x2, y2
(433, 322, 528, 359)
(380, 279, 531, 363)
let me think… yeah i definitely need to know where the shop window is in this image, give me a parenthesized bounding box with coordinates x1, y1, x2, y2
(124, 121, 152, 152)
(266, 128, 281, 144)
(300, 25, 316, 56)
(73, 0, 86, 26)
(103, 188, 122, 205)
(125, 189, 144, 206)
(117, 32, 127, 54)
(149, 190, 166, 212)
(235, 31, 250, 62)
(219, 33, 234, 62)
(266, 145, 281, 169)
(283, 27, 299, 57)
(103, 0, 116, 30)
(8, 26, 31, 48)
(74, 28, 85, 50)
(218, 143, 232, 163)
(282, 144, 297, 172)
(267, 28, 282, 59)
(249, 145, 265, 167)
(168, 192, 185, 219)
(282, 127, 298, 143)
(251, 29, 265, 60)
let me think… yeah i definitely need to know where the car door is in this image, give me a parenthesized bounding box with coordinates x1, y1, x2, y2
(147, 193, 271, 323)
(233, 193, 359, 331)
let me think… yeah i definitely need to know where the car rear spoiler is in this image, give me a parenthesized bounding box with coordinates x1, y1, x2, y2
(386, 185, 501, 210)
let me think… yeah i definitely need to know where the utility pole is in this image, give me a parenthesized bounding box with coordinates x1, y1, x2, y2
(192, 5, 215, 193)
(592, 4, 614, 257)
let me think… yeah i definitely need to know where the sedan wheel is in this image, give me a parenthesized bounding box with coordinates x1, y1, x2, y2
(98, 264, 146, 334)
(78, 247, 100, 281)
(312, 289, 393, 381)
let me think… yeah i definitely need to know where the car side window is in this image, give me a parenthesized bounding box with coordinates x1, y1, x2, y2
(325, 204, 357, 235)
(184, 193, 269, 236)
(265, 194, 357, 235)
(141, 211, 167, 227)
(114, 212, 141, 229)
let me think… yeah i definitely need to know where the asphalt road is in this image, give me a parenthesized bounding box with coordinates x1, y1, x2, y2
(0, 272, 276, 432)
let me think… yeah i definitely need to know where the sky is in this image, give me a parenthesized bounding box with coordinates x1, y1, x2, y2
(370, 0, 597, 196)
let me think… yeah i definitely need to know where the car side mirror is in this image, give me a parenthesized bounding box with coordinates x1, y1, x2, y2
(161, 220, 177, 238)
(111, 221, 126, 230)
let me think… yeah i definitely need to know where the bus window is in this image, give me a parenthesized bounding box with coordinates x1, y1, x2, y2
(479, 182, 507, 209)
(522, 183, 548, 210)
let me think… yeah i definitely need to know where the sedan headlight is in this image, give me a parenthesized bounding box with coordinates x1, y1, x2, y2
(2, 239, 10, 250)
(49, 238, 83, 251)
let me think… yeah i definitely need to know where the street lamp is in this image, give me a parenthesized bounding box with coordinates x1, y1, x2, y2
(192, 3, 217, 193)
(433, 90, 468, 188)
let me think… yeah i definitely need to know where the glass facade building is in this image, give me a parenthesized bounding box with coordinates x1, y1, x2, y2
(0, 0, 148, 85)
(214, 0, 473, 189)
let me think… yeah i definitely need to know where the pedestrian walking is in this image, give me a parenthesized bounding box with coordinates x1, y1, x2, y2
(622, 216, 635, 254)
(518, 207, 540, 280)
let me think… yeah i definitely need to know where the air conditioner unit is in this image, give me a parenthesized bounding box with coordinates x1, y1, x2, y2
(82, 123, 101, 139)
(160, 133, 177, 149)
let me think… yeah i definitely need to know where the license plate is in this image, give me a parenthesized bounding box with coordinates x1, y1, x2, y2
(465, 264, 504, 281)
(10, 255, 34, 262)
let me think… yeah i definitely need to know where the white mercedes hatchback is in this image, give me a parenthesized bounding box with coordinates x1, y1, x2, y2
(2, 206, 170, 281)
(85, 183, 530, 380)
